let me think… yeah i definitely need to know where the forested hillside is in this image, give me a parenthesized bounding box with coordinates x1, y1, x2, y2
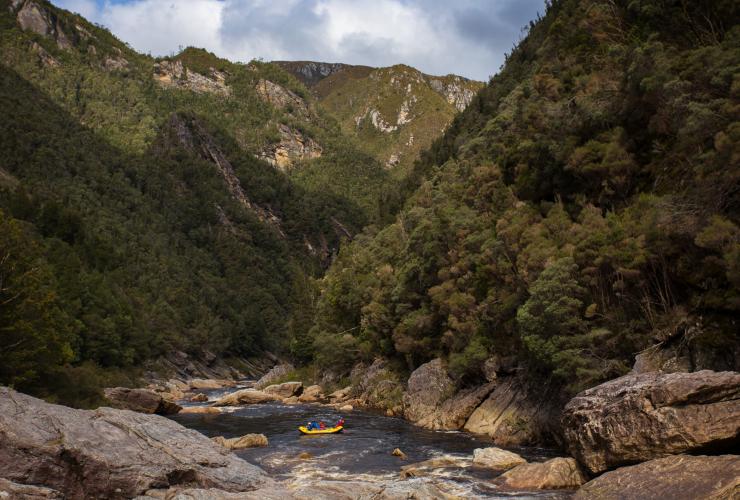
(277, 60, 484, 175)
(0, 0, 393, 404)
(307, 0, 740, 394)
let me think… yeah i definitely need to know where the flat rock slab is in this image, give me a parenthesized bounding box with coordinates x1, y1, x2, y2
(0, 387, 270, 498)
(562, 370, 740, 473)
(104, 387, 182, 415)
(472, 447, 527, 470)
(211, 388, 281, 406)
(574, 454, 740, 500)
(496, 457, 587, 490)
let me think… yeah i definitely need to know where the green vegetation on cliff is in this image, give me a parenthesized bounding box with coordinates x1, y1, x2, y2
(308, 0, 740, 393)
(0, 0, 393, 404)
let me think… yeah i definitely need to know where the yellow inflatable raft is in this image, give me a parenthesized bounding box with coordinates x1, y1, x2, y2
(298, 425, 344, 435)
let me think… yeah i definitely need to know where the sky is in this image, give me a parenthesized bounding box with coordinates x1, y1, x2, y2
(51, 0, 546, 81)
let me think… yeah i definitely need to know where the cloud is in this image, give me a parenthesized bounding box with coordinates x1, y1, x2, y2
(51, 0, 546, 80)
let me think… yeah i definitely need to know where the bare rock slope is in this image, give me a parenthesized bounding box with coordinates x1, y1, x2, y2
(0, 387, 270, 498)
(561, 370, 740, 474)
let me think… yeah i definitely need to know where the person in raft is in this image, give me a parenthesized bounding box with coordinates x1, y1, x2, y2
(305, 417, 345, 430)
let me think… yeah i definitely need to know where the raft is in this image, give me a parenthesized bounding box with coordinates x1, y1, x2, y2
(298, 425, 344, 435)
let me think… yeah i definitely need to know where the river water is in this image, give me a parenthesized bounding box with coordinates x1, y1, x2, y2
(172, 388, 572, 498)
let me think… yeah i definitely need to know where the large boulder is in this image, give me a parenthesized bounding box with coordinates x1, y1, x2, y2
(472, 447, 526, 470)
(263, 381, 303, 398)
(463, 377, 555, 445)
(496, 457, 587, 490)
(562, 370, 740, 473)
(212, 434, 268, 450)
(402, 359, 495, 430)
(211, 389, 281, 407)
(298, 384, 324, 402)
(402, 359, 455, 423)
(0, 388, 270, 498)
(254, 363, 295, 389)
(104, 387, 182, 415)
(574, 454, 740, 500)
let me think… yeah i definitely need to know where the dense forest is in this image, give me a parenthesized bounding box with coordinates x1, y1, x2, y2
(1, 0, 738, 408)
(306, 0, 740, 394)
(0, 0, 395, 405)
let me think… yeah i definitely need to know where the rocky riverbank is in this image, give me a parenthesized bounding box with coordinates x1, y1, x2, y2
(3, 358, 737, 498)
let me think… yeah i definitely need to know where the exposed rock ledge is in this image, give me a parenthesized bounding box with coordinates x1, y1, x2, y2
(0, 387, 270, 498)
(562, 370, 740, 474)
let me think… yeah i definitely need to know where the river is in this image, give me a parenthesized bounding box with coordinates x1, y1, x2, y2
(172, 387, 572, 498)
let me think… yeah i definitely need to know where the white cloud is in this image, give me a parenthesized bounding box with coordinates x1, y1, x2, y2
(51, 0, 545, 80)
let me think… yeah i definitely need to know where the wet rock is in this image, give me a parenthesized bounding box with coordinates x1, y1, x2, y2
(211, 389, 281, 407)
(254, 363, 295, 389)
(392, 448, 407, 460)
(263, 381, 303, 398)
(0, 478, 63, 499)
(104, 387, 182, 415)
(288, 479, 450, 499)
(180, 406, 221, 414)
(0, 388, 270, 498)
(283, 396, 300, 404)
(298, 384, 324, 402)
(562, 370, 740, 474)
(298, 452, 313, 460)
(339, 404, 354, 412)
(190, 393, 209, 402)
(400, 456, 470, 479)
(472, 447, 527, 470)
(496, 457, 587, 490)
(463, 377, 553, 446)
(574, 454, 740, 500)
(212, 434, 268, 450)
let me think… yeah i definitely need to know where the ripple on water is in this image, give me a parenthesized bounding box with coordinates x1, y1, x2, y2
(171, 401, 573, 499)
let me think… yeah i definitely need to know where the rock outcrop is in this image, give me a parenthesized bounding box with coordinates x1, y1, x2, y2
(496, 457, 587, 490)
(273, 60, 359, 86)
(255, 79, 309, 119)
(211, 389, 281, 407)
(212, 434, 268, 450)
(402, 358, 495, 430)
(463, 377, 557, 446)
(165, 113, 283, 234)
(472, 447, 527, 470)
(13, 0, 73, 50)
(0, 388, 269, 498)
(562, 370, 740, 474)
(254, 363, 295, 389)
(427, 76, 476, 111)
(258, 124, 322, 171)
(574, 455, 740, 500)
(104, 387, 182, 415)
(350, 359, 403, 411)
(154, 59, 230, 96)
